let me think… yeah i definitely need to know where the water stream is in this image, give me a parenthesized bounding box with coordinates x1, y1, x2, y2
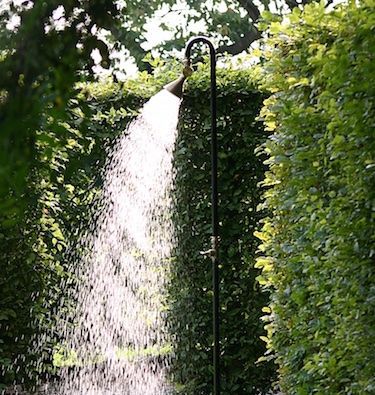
(48, 89, 181, 394)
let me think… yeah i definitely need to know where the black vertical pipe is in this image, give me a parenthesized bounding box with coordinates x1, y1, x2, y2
(185, 36, 220, 395)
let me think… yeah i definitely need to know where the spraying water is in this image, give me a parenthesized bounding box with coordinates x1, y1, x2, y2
(49, 89, 181, 394)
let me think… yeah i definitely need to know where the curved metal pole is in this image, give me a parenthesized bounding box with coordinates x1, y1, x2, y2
(185, 36, 220, 395)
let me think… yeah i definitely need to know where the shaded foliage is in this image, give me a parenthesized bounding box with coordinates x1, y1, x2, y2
(0, 0, 120, 224)
(169, 66, 275, 394)
(0, 55, 276, 392)
(0, 61, 183, 388)
(0, 1, 122, 388)
(256, 2, 375, 393)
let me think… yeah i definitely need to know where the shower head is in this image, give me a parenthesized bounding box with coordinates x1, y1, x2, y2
(164, 62, 193, 98)
(164, 75, 185, 99)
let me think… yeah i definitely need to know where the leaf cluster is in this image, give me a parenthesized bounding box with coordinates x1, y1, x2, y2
(0, 1, 125, 387)
(168, 66, 276, 394)
(0, 68, 170, 388)
(255, 2, 375, 393)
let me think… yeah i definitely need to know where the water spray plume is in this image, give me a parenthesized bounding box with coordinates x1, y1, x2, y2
(41, 89, 181, 395)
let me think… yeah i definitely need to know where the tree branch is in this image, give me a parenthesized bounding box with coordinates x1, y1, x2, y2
(216, 27, 261, 56)
(285, 0, 299, 9)
(237, 0, 260, 22)
(215, 0, 261, 56)
(285, 0, 314, 10)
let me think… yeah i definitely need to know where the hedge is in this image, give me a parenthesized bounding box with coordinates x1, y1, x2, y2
(1, 62, 275, 392)
(256, 2, 375, 394)
(169, 65, 275, 394)
(0, 69, 167, 389)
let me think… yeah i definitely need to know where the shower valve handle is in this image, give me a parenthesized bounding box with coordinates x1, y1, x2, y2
(200, 248, 216, 258)
(200, 236, 218, 260)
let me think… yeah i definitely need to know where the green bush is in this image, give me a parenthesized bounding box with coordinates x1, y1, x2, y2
(256, 2, 375, 393)
(169, 65, 275, 394)
(1, 61, 275, 391)
(0, 70, 166, 388)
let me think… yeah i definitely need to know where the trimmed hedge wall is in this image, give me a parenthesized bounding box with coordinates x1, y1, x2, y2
(1, 63, 275, 391)
(0, 71, 167, 388)
(169, 66, 275, 394)
(256, 2, 375, 394)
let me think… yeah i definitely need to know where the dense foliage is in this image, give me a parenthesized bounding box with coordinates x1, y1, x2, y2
(0, 0, 122, 225)
(256, 2, 375, 393)
(1, 60, 275, 392)
(0, 1, 123, 388)
(169, 66, 275, 394)
(0, 66, 166, 389)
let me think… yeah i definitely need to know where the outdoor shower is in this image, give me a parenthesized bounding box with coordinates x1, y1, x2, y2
(166, 36, 220, 395)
